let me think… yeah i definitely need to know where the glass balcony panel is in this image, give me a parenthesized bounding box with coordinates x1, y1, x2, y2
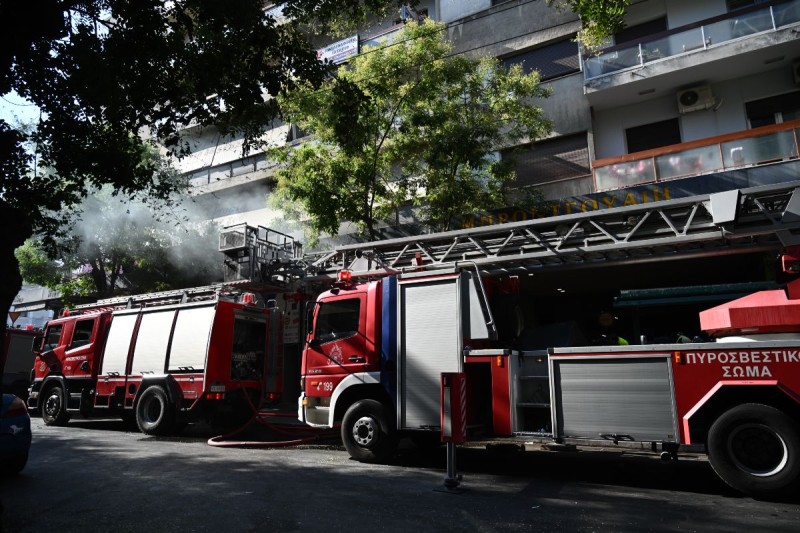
(722, 131, 798, 167)
(584, 46, 641, 78)
(640, 35, 673, 62)
(656, 146, 724, 180)
(664, 28, 705, 56)
(703, 19, 736, 45)
(773, 0, 800, 28)
(739, 9, 775, 32)
(595, 159, 655, 191)
(583, 56, 604, 79)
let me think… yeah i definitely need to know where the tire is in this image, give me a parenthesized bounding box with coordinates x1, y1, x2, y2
(136, 386, 175, 436)
(341, 399, 396, 463)
(707, 403, 800, 497)
(41, 385, 70, 426)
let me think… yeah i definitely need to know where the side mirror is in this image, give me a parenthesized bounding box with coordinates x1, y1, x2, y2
(32, 335, 44, 355)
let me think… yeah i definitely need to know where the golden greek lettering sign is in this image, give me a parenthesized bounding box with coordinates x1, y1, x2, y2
(462, 187, 672, 229)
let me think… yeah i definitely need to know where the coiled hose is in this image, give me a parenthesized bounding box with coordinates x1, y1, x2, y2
(207, 383, 338, 448)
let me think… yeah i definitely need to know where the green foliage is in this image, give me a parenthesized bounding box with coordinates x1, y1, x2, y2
(273, 19, 551, 240)
(15, 239, 62, 289)
(282, 0, 415, 37)
(1, 0, 330, 248)
(550, 0, 630, 52)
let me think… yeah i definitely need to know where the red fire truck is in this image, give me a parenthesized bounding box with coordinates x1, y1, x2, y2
(27, 285, 282, 435)
(291, 184, 800, 497)
(298, 261, 800, 497)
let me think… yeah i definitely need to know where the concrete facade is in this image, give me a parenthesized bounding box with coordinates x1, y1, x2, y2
(180, 0, 800, 234)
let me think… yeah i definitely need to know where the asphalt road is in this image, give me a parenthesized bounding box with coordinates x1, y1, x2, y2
(1, 417, 799, 533)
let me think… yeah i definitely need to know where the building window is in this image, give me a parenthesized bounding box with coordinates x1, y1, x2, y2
(614, 17, 667, 45)
(625, 118, 681, 154)
(727, 0, 770, 11)
(502, 38, 580, 81)
(505, 133, 591, 188)
(746, 90, 800, 128)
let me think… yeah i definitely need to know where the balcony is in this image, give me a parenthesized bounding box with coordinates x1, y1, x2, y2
(583, 0, 800, 97)
(592, 120, 800, 192)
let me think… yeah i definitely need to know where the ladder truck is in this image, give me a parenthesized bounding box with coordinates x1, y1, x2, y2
(27, 284, 283, 435)
(269, 182, 800, 498)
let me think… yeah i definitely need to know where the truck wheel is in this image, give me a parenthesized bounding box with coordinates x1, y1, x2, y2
(341, 399, 396, 463)
(707, 403, 800, 497)
(136, 386, 175, 436)
(41, 385, 70, 426)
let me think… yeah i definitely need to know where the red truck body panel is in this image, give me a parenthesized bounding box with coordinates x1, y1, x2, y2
(29, 296, 282, 429)
(700, 278, 800, 336)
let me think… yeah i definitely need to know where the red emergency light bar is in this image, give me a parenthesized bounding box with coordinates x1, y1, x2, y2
(337, 270, 353, 283)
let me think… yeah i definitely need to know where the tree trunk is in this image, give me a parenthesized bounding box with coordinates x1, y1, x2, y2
(0, 200, 33, 382)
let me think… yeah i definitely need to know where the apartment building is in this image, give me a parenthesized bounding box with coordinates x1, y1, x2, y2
(444, 0, 800, 223)
(185, 0, 800, 228)
(181, 1, 800, 337)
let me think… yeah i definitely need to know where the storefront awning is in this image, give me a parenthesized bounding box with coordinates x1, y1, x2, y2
(10, 302, 47, 312)
(613, 282, 780, 308)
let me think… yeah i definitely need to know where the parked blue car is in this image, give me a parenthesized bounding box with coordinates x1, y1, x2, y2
(1, 393, 31, 475)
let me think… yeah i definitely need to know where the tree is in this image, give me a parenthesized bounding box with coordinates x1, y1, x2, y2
(0, 0, 630, 372)
(0, 0, 411, 376)
(550, 0, 630, 51)
(272, 19, 551, 241)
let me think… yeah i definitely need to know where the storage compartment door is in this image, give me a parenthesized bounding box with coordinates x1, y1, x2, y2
(100, 313, 138, 375)
(131, 310, 175, 375)
(552, 356, 677, 442)
(399, 277, 461, 430)
(168, 305, 215, 372)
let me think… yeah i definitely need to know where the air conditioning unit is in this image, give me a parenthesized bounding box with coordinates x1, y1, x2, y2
(677, 85, 715, 114)
(792, 60, 800, 86)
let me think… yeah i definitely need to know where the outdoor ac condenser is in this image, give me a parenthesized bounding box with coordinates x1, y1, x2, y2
(677, 85, 715, 114)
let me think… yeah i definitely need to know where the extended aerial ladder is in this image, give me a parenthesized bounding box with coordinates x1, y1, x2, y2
(220, 181, 800, 286)
(68, 282, 270, 315)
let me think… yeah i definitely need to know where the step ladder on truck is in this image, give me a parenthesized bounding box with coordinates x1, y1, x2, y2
(229, 182, 800, 497)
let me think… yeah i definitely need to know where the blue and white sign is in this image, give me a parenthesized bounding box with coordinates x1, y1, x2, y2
(317, 35, 359, 64)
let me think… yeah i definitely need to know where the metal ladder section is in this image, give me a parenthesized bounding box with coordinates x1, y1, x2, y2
(309, 181, 800, 278)
(70, 283, 247, 312)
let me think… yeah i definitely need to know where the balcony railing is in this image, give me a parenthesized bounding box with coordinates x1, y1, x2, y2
(593, 120, 800, 191)
(584, 0, 800, 80)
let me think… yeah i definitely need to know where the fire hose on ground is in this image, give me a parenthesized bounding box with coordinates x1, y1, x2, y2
(207, 383, 339, 448)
